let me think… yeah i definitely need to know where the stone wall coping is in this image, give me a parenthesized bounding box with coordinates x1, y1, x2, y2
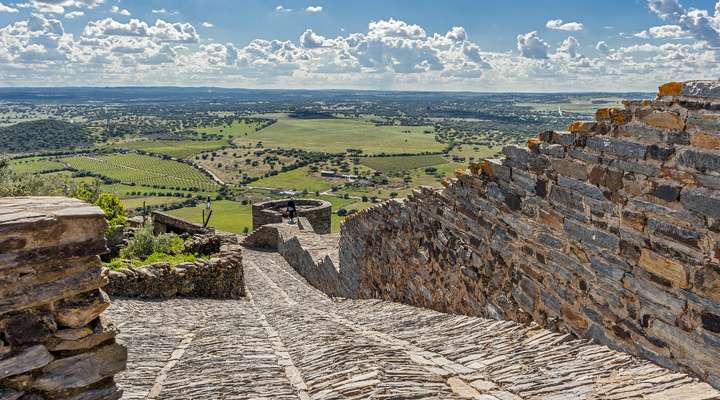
(253, 198, 332, 216)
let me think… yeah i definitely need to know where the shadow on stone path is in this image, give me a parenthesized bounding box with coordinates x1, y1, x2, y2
(107, 249, 720, 399)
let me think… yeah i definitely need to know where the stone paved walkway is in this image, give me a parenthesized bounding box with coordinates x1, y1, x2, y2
(108, 249, 720, 399)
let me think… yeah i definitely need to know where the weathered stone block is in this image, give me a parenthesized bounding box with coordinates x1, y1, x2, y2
(651, 184, 681, 202)
(0, 311, 56, 346)
(692, 132, 720, 150)
(658, 81, 684, 97)
(502, 145, 530, 164)
(55, 289, 110, 329)
(681, 187, 720, 219)
(586, 136, 648, 159)
(32, 343, 127, 393)
(564, 219, 620, 252)
(551, 159, 587, 180)
(558, 176, 605, 201)
(0, 345, 53, 380)
(639, 249, 689, 288)
(677, 148, 720, 173)
(568, 121, 595, 134)
(641, 111, 684, 130)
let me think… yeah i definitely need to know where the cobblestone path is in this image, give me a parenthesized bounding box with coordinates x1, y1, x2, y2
(108, 249, 720, 399)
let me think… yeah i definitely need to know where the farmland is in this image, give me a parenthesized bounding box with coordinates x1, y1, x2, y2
(231, 117, 443, 155)
(194, 120, 261, 138)
(166, 200, 253, 234)
(9, 157, 67, 174)
(252, 167, 334, 193)
(62, 153, 219, 191)
(104, 139, 229, 158)
(359, 155, 447, 173)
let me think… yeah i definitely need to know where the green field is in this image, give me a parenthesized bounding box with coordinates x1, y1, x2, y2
(120, 196, 188, 210)
(166, 200, 253, 234)
(253, 167, 333, 193)
(194, 120, 260, 138)
(9, 158, 66, 174)
(231, 117, 442, 155)
(359, 154, 447, 173)
(63, 153, 219, 191)
(105, 139, 228, 158)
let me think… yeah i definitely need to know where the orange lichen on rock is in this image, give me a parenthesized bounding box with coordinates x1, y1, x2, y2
(658, 81, 684, 97)
(468, 161, 482, 175)
(568, 121, 595, 134)
(527, 138, 541, 148)
(481, 159, 493, 177)
(596, 108, 611, 121)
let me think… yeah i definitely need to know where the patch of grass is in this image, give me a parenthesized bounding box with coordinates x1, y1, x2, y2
(9, 157, 66, 174)
(232, 117, 442, 155)
(106, 253, 197, 270)
(166, 200, 253, 234)
(359, 155, 447, 173)
(253, 167, 333, 193)
(104, 139, 229, 158)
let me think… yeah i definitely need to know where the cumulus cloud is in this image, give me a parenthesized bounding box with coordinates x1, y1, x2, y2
(645, 0, 720, 46)
(648, 0, 684, 20)
(83, 18, 199, 43)
(151, 8, 178, 15)
(596, 41, 609, 55)
(275, 5, 291, 12)
(64, 10, 83, 18)
(201, 21, 213, 28)
(546, 19, 584, 31)
(28, 0, 103, 14)
(557, 36, 581, 58)
(517, 31, 549, 59)
(110, 5, 130, 16)
(0, 2, 18, 12)
(305, 6, 322, 13)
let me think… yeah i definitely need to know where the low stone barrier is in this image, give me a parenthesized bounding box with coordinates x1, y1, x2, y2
(104, 245, 244, 299)
(252, 199, 332, 234)
(0, 197, 126, 400)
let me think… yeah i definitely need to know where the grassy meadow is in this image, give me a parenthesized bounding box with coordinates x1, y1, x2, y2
(231, 117, 442, 155)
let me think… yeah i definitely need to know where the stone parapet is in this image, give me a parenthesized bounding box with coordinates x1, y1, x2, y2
(338, 81, 720, 388)
(0, 197, 126, 400)
(104, 246, 244, 299)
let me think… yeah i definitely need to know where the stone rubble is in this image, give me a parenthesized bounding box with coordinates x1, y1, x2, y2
(0, 197, 126, 400)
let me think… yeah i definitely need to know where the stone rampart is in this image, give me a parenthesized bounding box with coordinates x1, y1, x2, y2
(104, 245, 244, 299)
(0, 197, 127, 399)
(152, 211, 212, 236)
(339, 80, 720, 388)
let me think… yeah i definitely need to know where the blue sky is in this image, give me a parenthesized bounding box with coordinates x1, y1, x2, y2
(0, 0, 718, 91)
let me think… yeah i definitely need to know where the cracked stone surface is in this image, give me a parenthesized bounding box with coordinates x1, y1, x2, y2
(107, 248, 720, 399)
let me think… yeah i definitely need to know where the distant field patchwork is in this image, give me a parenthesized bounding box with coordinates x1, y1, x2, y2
(63, 153, 219, 191)
(104, 139, 228, 158)
(359, 154, 447, 173)
(231, 117, 442, 155)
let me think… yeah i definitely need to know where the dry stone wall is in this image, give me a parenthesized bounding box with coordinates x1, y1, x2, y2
(0, 197, 126, 400)
(339, 80, 720, 388)
(104, 245, 244, 299)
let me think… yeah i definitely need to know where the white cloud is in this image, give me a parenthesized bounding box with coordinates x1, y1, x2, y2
(305, 6, 322, 13)
(648, 0, 684, 20)
(546, 19, 584, 31)
(151, 8, 178, 15)
(28, 0, 104, 14)
(596, 41, 609, 55)
(556, 36, 581, 58)
(64, 10, 84, 18)
(83, 18, 199, 43)
(517, 31, 549, 59)
(202, 22, 213, 28)
(0, 2, 18, 12)
(275, 5, 291, 12)
(110, 5, 130, 16)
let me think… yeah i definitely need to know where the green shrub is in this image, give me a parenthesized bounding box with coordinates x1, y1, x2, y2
(120, 225, 184, 260)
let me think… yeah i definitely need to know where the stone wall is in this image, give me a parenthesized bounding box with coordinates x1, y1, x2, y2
(152, 211, 212, 236)
(104, 245, 244, 299)
(252, 199, 332, 234)
(339, 80, 720, 388)
(0, 197, 127, 400)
